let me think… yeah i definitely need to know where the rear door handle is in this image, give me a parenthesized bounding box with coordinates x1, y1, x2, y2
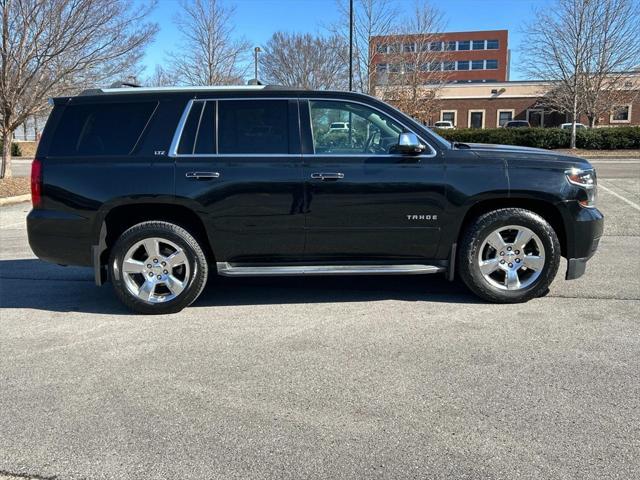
(310, 172, 345, 181)
(186, 171, 220, 180)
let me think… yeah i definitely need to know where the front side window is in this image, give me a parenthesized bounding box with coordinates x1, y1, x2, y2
(218, 100, 289, 154)
(309, 100, 404, 155)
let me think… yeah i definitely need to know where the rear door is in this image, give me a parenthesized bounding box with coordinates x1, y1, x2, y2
(300, 98, 446, 261)
(173, 97, 304, 263)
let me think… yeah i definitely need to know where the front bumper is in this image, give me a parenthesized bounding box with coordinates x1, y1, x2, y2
(559, 202, 604, 280)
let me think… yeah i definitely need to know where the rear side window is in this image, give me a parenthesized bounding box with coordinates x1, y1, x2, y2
(218, 100, 289, 154)
(49, 102, 156, 156)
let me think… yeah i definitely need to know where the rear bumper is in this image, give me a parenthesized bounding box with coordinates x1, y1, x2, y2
(27, 209, 93, 266)
(559, 202, 603, 280)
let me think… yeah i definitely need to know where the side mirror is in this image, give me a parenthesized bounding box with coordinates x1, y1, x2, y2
(395, 132, 425, 154)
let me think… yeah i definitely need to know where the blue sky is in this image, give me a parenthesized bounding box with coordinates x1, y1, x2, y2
(142, 0, 554, 81)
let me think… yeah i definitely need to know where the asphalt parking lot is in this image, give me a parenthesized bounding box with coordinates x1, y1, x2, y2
(0, 159, 638, 480)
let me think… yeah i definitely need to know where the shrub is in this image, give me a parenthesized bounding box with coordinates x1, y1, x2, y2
(436, 126, 640, 150)
(0, 141, 22, 157)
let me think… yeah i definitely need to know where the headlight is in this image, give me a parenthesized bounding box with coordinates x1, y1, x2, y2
(565, 168, 597, 208)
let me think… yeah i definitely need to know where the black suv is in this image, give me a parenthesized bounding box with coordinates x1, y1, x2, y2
(27, 86, 603, 314)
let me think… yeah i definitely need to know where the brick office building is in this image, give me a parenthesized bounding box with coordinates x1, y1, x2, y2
(370, 29, 510, 84)
(432, 73, 640, 129)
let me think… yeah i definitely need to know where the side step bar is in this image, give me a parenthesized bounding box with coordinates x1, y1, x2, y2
(216, 262, 445, 277)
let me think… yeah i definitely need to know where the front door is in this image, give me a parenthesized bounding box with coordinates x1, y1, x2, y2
(469, 111, 484, 129)
(300, 99, 445, 261)
(173, 98, 305, 263)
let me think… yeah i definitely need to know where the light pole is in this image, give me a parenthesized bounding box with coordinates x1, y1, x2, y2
(349, 0, 353, 91)
(254, 46, 261, 83)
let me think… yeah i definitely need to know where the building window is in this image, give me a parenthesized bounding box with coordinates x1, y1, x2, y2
(485, 59, 498, 70)
(404, 62, 415, 72)
(443, 61, 456, 71)
(403, 42, 416, 53)
(418, 62, 429, 72)
(457, 60, 470, 70)
(497, 110, 514, 127)
(418, 42, 429, 52)
(388, 43, 400, 54)
(388, 63, 401, 73)
(610, 105, 631, 123)
(429, 41, 442, 51)
(468, 110, 485, 129)
(376, 43, 388, 54)
(376, 63, 388, 73)
(444, 40, 457, 51)
(472, 60, 484, 70)
(441, 111, 456, 125)
(457, 40, 470, 51)
(486, 39, 499, 49)
(430, 61, 442, 71)
(472, 40, 485, 50)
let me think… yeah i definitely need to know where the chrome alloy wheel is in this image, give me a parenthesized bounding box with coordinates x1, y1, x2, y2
(478, 225, 546, 291)
(119, 237, 191, 303)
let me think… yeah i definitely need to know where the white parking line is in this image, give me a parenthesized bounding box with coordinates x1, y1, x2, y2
(598, 182, 640, 212)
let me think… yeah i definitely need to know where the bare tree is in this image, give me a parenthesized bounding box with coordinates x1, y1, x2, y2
(580, 0, 640, 127)
(522, 0, 640, 148)
(259, 32, 348, 90)
(375, 0, 449, 122)
(0, 0, 157, 178)
(167, 0, 250, 86)
(330, 0, 400, 94)
(145, 65, 177, 87)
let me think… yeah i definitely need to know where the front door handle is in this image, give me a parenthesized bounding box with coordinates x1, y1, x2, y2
(310, 172, 345, 181)
(186, 171, 220, 180)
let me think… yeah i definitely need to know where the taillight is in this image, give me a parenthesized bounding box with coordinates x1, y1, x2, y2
(31, 158, 42, 208)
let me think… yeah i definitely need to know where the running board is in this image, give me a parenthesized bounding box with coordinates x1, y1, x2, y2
(216, 262, 445, 277)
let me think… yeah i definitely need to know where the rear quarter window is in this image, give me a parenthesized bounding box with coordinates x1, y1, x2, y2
(49, 101, 157, 156)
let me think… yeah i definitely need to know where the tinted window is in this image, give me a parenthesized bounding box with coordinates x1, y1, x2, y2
(177, 101, 204, 154)
(472, 40, 485, 50)
(486, 59, 498, 70)
(472, 60, 484, 70)
(486, 39, 499, 49)
(194, 101, 216, 154)
(310, 100, 403, 155)
(458, 40, 470, 50)
(457, 61, 469, 70)
(50, 102, 156, 156)
(218, 100, 289, 154)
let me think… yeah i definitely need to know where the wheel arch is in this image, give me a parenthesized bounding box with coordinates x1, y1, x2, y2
(456, 197, 567, 258)
(96, 203, 214, 283)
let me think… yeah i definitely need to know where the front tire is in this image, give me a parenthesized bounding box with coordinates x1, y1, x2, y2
(109, 221, 208, 314)
(458, 208, 560, 303)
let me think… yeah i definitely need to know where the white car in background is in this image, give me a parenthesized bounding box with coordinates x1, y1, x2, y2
(560, 123, 588, 130)
(329, 122, 350, 132)
(433, 120, 455, 129)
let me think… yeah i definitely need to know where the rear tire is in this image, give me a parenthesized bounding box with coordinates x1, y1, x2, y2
(458, 208, 560, 303)
(109, 221, 208, 314)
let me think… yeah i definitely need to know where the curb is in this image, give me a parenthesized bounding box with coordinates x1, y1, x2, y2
(0, 194, 31, 206)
